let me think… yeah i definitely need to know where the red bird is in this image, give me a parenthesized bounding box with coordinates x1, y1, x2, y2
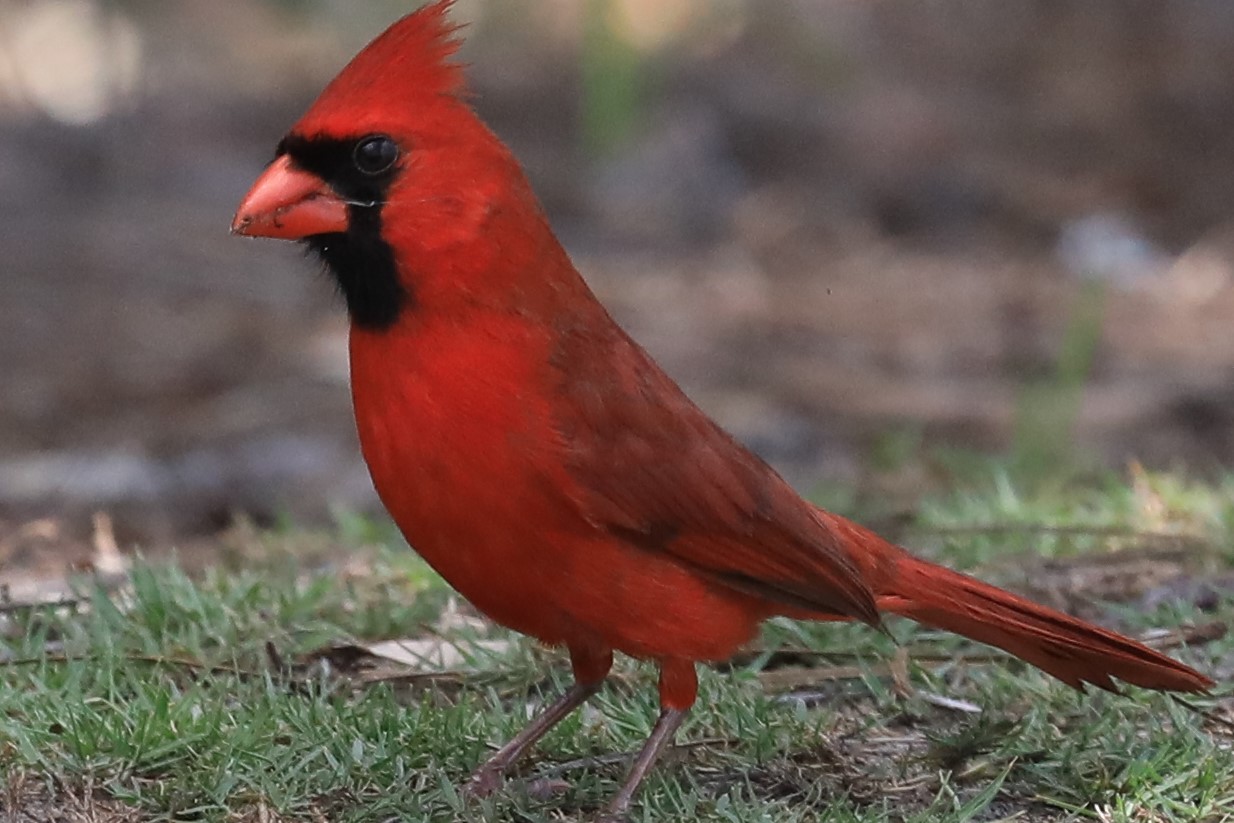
(233, 2, 1212, 817)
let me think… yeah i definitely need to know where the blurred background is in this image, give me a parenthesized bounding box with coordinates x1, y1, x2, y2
(3, 0, 1234, 549)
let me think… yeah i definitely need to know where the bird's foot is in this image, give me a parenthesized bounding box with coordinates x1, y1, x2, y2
(463, 764, 506, 799)
(465, 768, 572, 802)
(524, 777, 571, 800)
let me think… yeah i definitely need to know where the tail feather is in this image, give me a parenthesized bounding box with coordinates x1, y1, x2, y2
(815, 511, 1213, 693)
(882, 554, 1212, 692)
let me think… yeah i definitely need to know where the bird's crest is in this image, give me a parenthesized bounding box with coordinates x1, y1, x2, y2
(293, 0, 466, 137)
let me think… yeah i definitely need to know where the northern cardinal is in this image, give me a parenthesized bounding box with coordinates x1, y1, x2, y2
(232, 2, 1212, 817)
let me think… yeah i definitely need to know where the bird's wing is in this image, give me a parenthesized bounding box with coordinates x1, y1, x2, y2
(552, 321, 881, 626)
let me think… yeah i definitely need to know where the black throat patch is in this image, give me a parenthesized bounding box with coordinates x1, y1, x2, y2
(278, 134, 410, 331)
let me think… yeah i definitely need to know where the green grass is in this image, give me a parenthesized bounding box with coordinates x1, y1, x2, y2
(2, 467, 1231, 821)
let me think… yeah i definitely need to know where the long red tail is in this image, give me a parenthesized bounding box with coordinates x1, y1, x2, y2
(817, 511, 1213, 692)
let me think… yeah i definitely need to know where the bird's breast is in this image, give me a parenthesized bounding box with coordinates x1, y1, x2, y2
(346, 314, 587, 640)
(345, 313, 772, 662)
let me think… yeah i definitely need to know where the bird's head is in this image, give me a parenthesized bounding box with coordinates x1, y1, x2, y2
(232, 0, 552, 331)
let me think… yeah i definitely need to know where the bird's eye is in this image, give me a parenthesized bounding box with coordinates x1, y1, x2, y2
(353, 135, 399, 175)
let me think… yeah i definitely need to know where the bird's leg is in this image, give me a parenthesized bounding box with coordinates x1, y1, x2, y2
(600, 706, 687, 819)
(467, 645, 612, 797)
(599, 659, 696, 821)
(467, 682, 600, 796)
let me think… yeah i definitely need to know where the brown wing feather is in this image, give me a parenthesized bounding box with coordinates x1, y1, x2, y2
(552, 317, 880, 627)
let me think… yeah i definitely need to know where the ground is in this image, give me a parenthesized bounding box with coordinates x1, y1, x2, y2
(2, 466, 1231, 821)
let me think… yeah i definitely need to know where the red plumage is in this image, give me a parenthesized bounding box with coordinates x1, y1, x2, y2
(233, 2, 1212, 816)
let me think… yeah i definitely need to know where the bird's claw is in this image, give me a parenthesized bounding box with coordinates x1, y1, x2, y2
(463, 765, 505, 799)
(465, 769, 573, 802)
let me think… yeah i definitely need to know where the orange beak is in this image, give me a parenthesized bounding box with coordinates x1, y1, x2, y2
(231, 155, 350, 239)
